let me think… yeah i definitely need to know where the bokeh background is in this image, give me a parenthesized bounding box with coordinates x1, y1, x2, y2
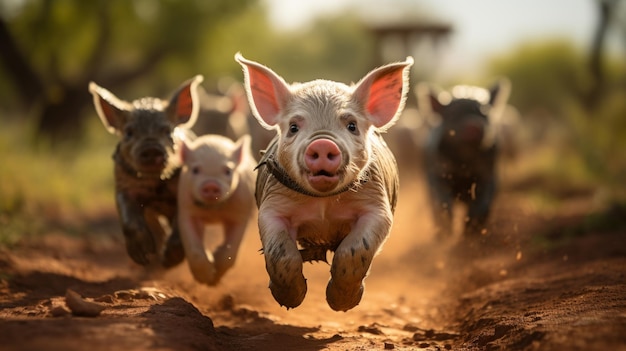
(1, 0, 625, 244)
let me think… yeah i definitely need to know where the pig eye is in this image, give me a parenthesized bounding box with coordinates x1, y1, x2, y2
(288, 123, 299, 135)
(224, 166, 233, 177)
(347, 121, 358, 133)
(124, 127, 134, 139)
(192, 166, 200, 174)
(160, 126, 171, 135)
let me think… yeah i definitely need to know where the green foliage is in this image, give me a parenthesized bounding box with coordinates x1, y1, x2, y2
(0, 118, 116, 245)
(487, 40, 593, 116)
(0, 0, 255, 104)
(566, 88, 626, 191)
(488, 40, 626, 199)
(268, 15, 375, 83)
(199, 8, 375, 86)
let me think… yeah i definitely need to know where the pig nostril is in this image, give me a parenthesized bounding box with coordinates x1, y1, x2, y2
(305, 139, 342, 173)
(141, 148, 164, 160)
(201, 183, 221, 199)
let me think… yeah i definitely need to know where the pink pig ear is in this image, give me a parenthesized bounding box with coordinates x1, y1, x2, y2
(167, 75, 204, 127)
(232, 134, 251, 165)
(353, 57, 414, 130)
(88, 82, 131, 135)
(178, 138, 191, 164)
(235, 53, 291, 130)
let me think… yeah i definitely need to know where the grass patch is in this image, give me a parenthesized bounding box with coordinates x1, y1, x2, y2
(531, 201, 626, 252)
(0, 119, 118, 245)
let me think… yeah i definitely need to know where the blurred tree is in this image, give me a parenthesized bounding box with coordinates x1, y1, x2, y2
(587, 0, 624, 108)
(487, 41, 593, 118)
(202, 10, 375, 85)
(0, 0, 254, 145)
(487, 39, 626, 192)
(269, 15, 375, 83)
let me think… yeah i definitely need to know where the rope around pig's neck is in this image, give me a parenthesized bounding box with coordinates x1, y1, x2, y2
(255, 153, 369, 198)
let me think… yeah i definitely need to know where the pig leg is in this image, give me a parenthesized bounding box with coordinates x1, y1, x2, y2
(212, 220, 247, 283)
(429, 181, 454, 239)
(179, 215, 217, 285)
(116, 191, 158, 265)
(465, 179, 495, 236)
(144, 209, 166, 253)
(326, 211, 392, 311)
(162, 217, 186, 268)
(259, 213, 307, 309)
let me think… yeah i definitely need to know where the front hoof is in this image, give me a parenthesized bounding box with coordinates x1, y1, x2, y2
(269, 276, 307, 309)
(123, 231, 157, 265)
(189, 262, 218, 286)
(326, 279, 363, 312)
(162, 233, 185, 268)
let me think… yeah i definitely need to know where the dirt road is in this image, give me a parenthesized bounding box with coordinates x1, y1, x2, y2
(1, 177, 625, 350)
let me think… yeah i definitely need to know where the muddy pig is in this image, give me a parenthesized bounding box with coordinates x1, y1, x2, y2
(416, 79, 511, 238)
(177, 134, 256, 285)
(89, 76, 203, 266)
(235, 53, 413, 311)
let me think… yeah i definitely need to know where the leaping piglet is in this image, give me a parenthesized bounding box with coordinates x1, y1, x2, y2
(235, 53, 413, 311)
(177, 134, 256, 285)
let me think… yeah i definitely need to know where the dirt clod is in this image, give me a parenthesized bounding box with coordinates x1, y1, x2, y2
(64, 289, 106, 317)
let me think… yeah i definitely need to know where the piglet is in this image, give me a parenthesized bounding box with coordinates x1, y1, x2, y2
(177, 134, 256, 285)
(235, 53, 413, 311)
(89, 76, 203, 267)
(417, 79, 511, 238)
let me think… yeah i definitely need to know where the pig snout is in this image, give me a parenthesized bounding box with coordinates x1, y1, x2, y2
(138, 145, 166, 169)
(304, 139, 342, 192)
(199, 181, 222, 202)
(460, 119, 486, 144)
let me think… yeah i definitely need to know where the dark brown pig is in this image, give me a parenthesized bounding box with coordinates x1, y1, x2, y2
(416, 80, 511, 239)
(177, 134, 256, 285)
(235, 53, 413, 311)
(89, 76, 203, 267)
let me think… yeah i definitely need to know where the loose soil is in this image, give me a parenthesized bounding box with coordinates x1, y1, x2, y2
(1, 174, 625, 351)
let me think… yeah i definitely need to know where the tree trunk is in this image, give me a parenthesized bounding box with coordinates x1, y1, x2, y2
(0, 18, 45, 108)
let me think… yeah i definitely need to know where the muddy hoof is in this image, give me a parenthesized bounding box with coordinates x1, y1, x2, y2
(269, 277, 307, 309)
(326, 279, 363, 312)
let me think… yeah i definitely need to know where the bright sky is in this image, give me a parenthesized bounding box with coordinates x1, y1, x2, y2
(263, 0, 617, 78)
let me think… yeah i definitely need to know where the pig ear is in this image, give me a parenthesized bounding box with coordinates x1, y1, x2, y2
(178, 139, 191, 164)
(235, 53, 291, 130)
(232, 134, 251, 165)
(88, 82, 131, 135)
(167, 75, 204, 127)
(352, 57, 413, 131)
(488, 78, 511, 106)
(416, 82, 450, 127)
(487, 77, 511, 122)
(416, 82, 444, 115)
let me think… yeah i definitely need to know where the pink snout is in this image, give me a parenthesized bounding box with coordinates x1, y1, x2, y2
(461, 122, 485, 144)
(304, 139, 342, 193)
(305, 139, 341, 175)
(200, 181, 222, 201)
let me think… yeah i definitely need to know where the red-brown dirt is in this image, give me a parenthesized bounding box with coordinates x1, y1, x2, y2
(1, 175, 625, 351)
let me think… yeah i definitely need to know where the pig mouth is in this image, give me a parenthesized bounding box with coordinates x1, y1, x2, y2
(307, 170, 341, 193)
(134, 146, 168, 173)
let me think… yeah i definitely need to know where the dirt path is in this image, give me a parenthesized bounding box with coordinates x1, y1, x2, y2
(1, 178, 625, 351)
